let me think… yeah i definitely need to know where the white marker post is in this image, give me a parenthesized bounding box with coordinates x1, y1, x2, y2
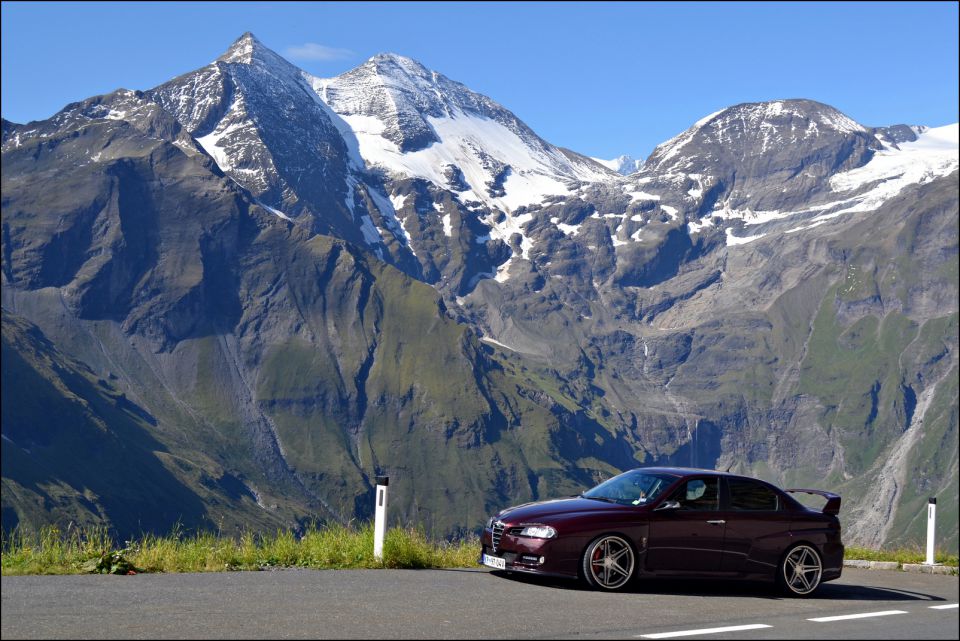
(373, 475, 389, 561)
(925, 497, 937, 566)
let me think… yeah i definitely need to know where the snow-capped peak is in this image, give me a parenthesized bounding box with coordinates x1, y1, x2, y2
(218, 32, 261, 64)
(309, 54, 616, 211)
(646, 99, 873, 174)
(366, 52, 434, 79)
(592, 154, 643, 175)
(217, 32, 283, 66)
(216, 32, 302, 77)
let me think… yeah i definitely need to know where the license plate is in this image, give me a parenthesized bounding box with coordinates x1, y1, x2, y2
(482, 553, 506, 570)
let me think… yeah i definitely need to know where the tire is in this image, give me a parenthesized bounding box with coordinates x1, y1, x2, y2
(581, 534, 636, 591)
(777, 543, 823, 597)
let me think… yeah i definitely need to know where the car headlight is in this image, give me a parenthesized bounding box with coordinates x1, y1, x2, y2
(519, 525, 557, 539)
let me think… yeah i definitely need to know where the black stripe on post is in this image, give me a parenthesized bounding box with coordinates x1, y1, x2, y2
(929, 497, 937, 505)
(376, 476, 390, 487)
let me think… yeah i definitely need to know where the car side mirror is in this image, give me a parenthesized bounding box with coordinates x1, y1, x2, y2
(654, 500, 681, 511)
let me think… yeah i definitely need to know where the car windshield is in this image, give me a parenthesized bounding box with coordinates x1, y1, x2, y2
(582, 470, 678, 506)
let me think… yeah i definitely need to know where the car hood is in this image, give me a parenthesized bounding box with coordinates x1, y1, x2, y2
(496, 496, 644, 523)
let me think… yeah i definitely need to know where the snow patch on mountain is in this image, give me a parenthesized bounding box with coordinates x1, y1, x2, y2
(196, 121, 241, 172)
(485, 209, 535, 282)
(480, 336, 518, 351)
(726, 228, 766, 246)
(828, 123, 958, 206)
(626, 188, 661, 203)
(255, 200, 294, 222)
(554, 220, 582, 237)
(389, 193, 410, 211)
(488, 211, 534, 256)
(763, 123, 957, 236)
(317, 105, 591, 211)
(366, 185, 410, 248)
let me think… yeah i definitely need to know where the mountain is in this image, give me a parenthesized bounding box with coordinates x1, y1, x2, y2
(310, 52, 613, 207)
(592, 154, 643, 176)
(0, 77, 646, 537)
(150, 34, 354, 231)
(306, 50, 617, 294)
(2, 34, 957, 551)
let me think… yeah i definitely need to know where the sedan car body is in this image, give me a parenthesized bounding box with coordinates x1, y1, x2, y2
(479, 467, 843, 596)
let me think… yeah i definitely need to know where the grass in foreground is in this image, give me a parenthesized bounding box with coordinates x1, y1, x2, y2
(3, 526, 957, 576)
(844, 545, 958, 567)
(1, 524, 479, 576)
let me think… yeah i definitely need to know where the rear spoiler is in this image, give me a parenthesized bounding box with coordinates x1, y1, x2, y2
(785, 489, 841, 515)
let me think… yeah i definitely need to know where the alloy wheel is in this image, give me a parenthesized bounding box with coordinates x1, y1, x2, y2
(583, 535, 635, 590)
(781, 544, 823, 596)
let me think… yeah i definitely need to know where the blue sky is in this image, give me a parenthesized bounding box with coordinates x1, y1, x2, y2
(2, 1, 957, 159)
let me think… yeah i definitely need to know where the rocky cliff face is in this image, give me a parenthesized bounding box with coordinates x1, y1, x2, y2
(0, 97, 647, 537)
(2, 34, 957, 550)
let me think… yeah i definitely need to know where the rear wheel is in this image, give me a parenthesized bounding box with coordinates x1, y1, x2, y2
(778, 543, 823, 597)
(581, 534, 635, 590)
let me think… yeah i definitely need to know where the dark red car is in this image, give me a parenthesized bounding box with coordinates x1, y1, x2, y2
(480, 467, 843, 596)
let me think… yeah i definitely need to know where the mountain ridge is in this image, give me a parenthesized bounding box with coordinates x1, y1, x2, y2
(2, 33, 957, 551)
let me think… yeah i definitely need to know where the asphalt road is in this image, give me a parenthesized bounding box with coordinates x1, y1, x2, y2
(1, 567, 957, 639)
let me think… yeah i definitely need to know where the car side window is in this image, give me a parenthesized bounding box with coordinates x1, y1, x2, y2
(728, 478, 780, 511)
(668, 478, 719, 511)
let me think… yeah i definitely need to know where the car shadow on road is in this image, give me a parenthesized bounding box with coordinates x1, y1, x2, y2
(810, 582, 950, 603)
(488, 571, 949, 603)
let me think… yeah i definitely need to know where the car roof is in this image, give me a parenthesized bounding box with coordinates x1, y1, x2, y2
(631, 466, 761, 480)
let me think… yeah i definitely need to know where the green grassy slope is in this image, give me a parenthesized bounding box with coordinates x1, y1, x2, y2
(1, 313, 210, 535)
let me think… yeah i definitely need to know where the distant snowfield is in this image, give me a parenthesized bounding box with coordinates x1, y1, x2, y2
(591, 156, 624, 171)
(786, 123, 959, 234)
(591, 154, 642, 175)
(827, 123, 959, 211)
(314, 98, 615, 280)
(331, 108, 592, 212)
(715, 123, 959, 244)
(307, 58, 957, 261)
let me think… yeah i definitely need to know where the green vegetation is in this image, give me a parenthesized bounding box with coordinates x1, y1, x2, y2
(800, 288, 919, 470)
(6, 524, 959, 577)
(1, 524, 479, 576)
(844, 545, 959, 567)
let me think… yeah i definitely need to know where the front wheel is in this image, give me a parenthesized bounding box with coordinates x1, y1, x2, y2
(777, 543, 823, 597)
(582, 534, 636, 590)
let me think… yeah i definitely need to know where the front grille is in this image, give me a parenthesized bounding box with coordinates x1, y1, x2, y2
(492, 521, 505, 552)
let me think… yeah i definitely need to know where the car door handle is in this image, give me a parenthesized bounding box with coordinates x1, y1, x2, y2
(706, 520, 726, 525)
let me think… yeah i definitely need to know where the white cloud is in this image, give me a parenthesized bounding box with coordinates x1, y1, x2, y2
(284, 43, 354, 62)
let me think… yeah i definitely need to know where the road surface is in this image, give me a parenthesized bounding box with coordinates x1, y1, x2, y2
(2, 567, 957, 639)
